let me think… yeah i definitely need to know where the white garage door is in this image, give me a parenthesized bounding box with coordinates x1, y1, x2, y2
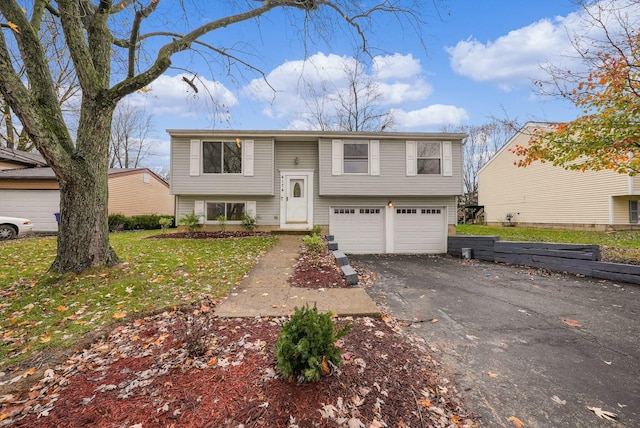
(394, 207, 446, 253)
(0, 189, 60, 232)
(329, 206, 384, 254)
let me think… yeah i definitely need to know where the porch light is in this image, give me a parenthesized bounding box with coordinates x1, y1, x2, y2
(387, 201, 393, 207)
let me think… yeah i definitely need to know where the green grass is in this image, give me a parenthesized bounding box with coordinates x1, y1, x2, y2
(457, 224, 640, 263)
(0, 231, 278, 367)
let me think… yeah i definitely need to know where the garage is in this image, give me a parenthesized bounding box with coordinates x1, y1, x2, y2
(330, 204, 447, 254)
(329, 206, 385, 254)
(0, 189, 59, 232)
(393, 207, 446, 253)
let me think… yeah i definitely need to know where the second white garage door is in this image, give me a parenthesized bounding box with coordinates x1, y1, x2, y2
(329, 207, 385, 254)
(394, 207, 446, 253)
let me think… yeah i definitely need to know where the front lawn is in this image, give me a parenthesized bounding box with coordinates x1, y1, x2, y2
(0, 231, 278, 367)
(457, 224, 640, 264)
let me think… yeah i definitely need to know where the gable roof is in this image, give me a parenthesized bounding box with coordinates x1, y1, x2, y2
(0, 147, 47, 167)
(477, 122, 554, 175)
(0, 167, 166, 184)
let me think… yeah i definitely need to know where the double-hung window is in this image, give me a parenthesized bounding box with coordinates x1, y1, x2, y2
(206, 202, 245, 221)
(417, 142, 441, 174)
(343, 142, 369, 174)
(203, 141, 242, 174)
(630, 200, 639, 223)
(406, 141, 452, 176)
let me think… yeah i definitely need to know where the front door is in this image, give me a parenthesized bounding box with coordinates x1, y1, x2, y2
(280, 170, 313, 229)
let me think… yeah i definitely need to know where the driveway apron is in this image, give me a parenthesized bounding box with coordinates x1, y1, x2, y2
(352, 254, 640, 428)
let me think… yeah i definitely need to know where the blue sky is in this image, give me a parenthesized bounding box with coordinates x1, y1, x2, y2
(124, 0, 637, 169)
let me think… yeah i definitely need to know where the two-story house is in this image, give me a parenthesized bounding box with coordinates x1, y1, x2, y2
(169, 130, 466, 254)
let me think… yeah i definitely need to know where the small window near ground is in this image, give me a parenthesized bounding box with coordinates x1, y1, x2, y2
(630, 200, 639, 223)
(206, 202, 245, 221)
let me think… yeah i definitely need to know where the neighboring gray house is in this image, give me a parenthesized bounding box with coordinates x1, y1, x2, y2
(169, 130, 466, 254)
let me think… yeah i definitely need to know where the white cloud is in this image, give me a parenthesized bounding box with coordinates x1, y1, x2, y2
(127, 73, 238, 120)
(392, 105, 469, 130)
(373, 53, 423, 80)
(447, 0, 640, 90)
(244, 52, 436, 128)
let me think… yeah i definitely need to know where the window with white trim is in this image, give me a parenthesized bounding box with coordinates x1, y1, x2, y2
(331, 139, 379, 175)
(203, 141, 242, 174)
(417, 142, 441, 174)
(343, 142, 369, 174)
(630, 200, 639, 223)
(206, 202, 245, 221)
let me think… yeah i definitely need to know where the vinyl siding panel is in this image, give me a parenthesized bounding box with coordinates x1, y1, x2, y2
(0, 180, 58, 189)
(318, 138, 463, 196)
(171, 136, 274, 195)
(108, 171, 174, 216)
(478, 125, 630, 225)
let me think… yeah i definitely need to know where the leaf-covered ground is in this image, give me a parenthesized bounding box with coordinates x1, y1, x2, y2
(1, 232, 477, 427)
(3, 307, 476, 427)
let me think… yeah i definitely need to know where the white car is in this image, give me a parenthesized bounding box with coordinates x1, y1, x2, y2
(0, 216, 34, 240)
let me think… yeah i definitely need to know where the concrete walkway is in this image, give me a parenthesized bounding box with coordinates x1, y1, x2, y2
(214, 235, 380, 318)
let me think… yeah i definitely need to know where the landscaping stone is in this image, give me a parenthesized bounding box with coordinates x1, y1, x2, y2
(332, 250, 349, 266)
(341, 264, 358, 285)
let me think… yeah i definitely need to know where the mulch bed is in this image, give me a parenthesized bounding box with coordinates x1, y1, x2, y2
(1, 232, 478, 427)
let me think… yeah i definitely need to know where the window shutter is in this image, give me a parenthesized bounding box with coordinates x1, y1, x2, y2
(190, 140, 200, 176)
(406, 141, 416, 176)
(194, 200, 205, 223)
(370, 140, 380, 176)
(243, 139, 254, 176)
(442, 141, 452, 177)
(246, 201, 257, 218)
(332, 139, 342, 175)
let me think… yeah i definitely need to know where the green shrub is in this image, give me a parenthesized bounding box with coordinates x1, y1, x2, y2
(108, 213, 128, 232)
(216, 214, 227, 231)
(309, 224, 323, 236)
(275, 305, 351, 383)
(179, 212, 203, 233)
(302, 233, 324, 255)
(109, 214, 174, 232)
(241, 214, 257, 231)
(159, 217, 172, 231)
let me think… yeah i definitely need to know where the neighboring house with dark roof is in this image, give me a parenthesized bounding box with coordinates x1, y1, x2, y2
(0, 147, 47, 170)
(478, 122, 640, 231)
(0, 167, 175, 232)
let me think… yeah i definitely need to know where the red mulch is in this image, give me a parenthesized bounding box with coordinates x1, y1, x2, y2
(0, 233, 478, 427)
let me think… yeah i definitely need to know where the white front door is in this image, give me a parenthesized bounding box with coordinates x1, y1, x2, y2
(280, 170, 314, 230)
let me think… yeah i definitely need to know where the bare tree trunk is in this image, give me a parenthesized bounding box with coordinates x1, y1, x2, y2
(50, 102, 119, 273)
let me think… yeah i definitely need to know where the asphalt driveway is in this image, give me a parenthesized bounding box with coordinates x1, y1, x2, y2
(351, 254, 640, 428)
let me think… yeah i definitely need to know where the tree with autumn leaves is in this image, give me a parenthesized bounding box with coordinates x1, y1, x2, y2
(513, 0, 640, 175)
(0, 1, 424, 274)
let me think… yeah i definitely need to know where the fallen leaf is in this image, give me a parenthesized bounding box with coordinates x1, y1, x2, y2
(56, 305, 68, 311)
(381, 314, 392, 323)
(488, 372, 498, 378)
(431, 318, 439, 323)
(562, 319, 582, 328)
(39, 336, 51, 343)
(551, 395, 566, 405)
(24, 367, 36, 377)
(587, 406, 617, 421)
(419, 398, 431, 408)
(508, 416, 525, 428)
(112, 311, 127, 319)
(321, 356, 330, 375)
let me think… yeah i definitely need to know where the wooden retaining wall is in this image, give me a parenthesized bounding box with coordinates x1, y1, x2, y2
(448, 236, 640, 285)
